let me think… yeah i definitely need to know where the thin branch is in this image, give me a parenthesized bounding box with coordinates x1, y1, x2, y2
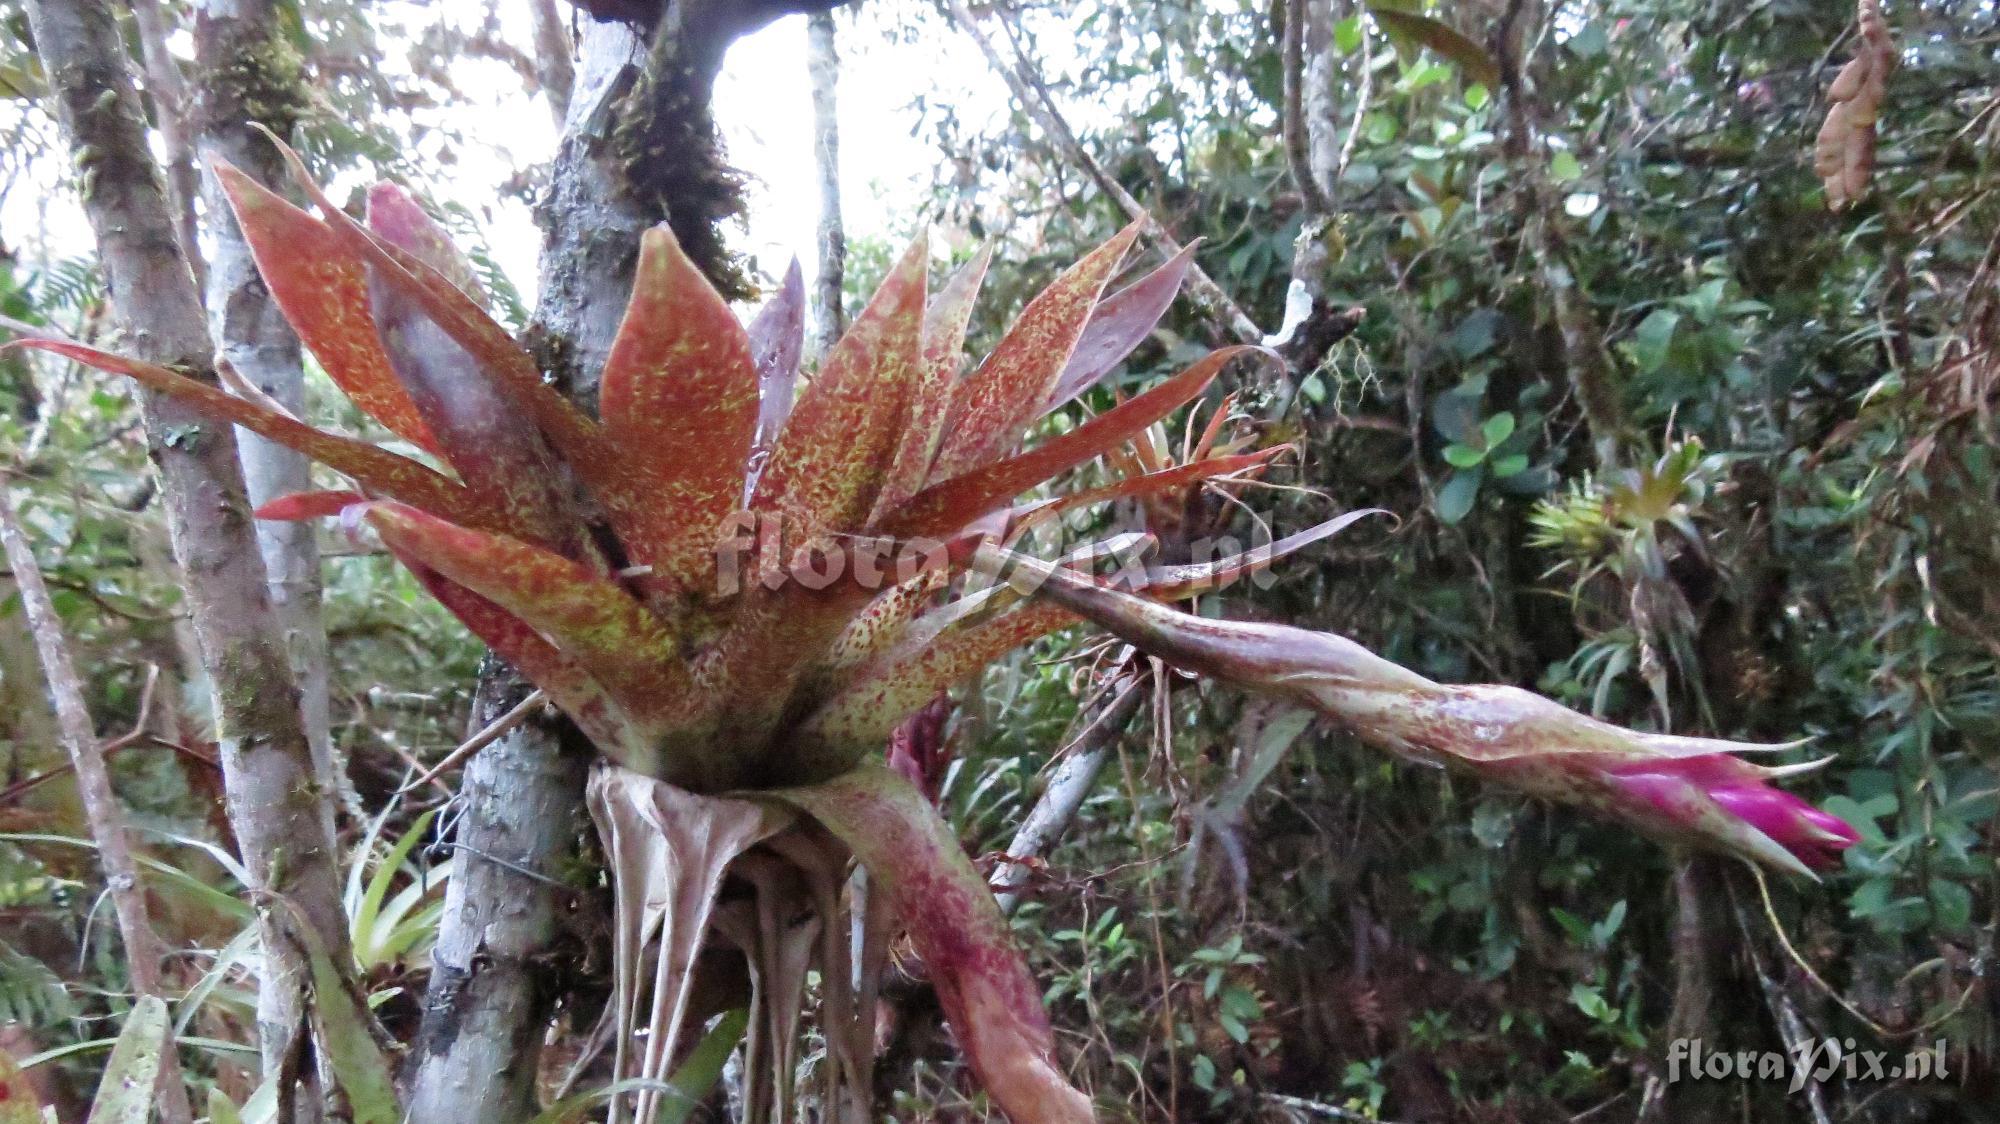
(528, 0, 576, 123)
(395, 688, 552, 796)
(807, 9, 847, 353)
(125, 0, 205, 292)
(944, 0, 1265, 345)
(1280, 0, 1332, 215)
(993, 672, 1147, 913)
(0, 481, 193, 1124)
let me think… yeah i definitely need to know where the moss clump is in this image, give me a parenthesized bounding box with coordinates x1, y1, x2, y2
(195, 20, 309, 143)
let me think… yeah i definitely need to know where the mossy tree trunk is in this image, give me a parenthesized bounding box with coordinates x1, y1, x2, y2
(20, 0, 352, 1108)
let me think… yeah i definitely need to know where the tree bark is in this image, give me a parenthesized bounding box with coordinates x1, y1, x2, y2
(993, 676, 1146, 913)
(0, 485, 194, 1124)
(127, 0, 206, 293)
(807, 9, 846, 354)
(21, 0, 351, 1097)
(191, 0, 349, 834)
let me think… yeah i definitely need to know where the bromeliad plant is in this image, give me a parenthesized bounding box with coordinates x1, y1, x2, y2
(13, 139, 1855, 1121)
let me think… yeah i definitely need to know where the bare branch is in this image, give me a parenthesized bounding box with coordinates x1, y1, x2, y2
(23, 0, 354, 1104)
(1281, 0, 1333, 216)
(993, 673, 1147, 913)
(808, 9, 847, 353)
(944, 0, 1266, 346)
(528, 0, 576, 123)
(126, 0, 205, 292)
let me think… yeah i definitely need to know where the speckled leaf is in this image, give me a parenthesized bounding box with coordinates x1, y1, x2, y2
(363, 184, 485, 303)
(931, 220, 1142, 478)
(84, 996, 166, 1124)
(261, 135, 609, 480)
(363, 190, 579, 551)
(880, 346, 1264, 540)
(876, 244, 994, 516)
(598, 225, 760, 585)
(797, 601, 1074, 757)
(823, 569, 947, 673)
(9, 340, 482, 526)
(392, 554, 645, 765)
(771, 767, 1093, 1124)
(363, 503, 698, 752)
(753, 234, 928, 541)
(212, 165, 439, 453)
(976, 544, 1846, 875)
(253, 490, 365, 521)
(1043, 242, 1198, 416)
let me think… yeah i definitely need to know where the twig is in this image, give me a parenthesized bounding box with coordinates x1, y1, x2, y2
(944, 1, 1265, 345)
(0, 314, 73, 344)
(125, 0, 206, 291)
(1750, 865, 1894, 1038)
(993, 673, 1147, 912)
(1732, 878, 1836, 1124)
(1263, 1091, 1406, 1121)
(396, 688, 552, 795)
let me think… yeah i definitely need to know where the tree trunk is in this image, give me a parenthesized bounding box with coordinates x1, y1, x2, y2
(807, 9, 846, 354)
(21, 0, 352, 1099)
(192, 0, 349, 835)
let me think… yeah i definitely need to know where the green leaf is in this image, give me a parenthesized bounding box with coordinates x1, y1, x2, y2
(1550, 150, 1584, 183)
(655, 1008, 750, 1124)
(1630, 309, 1681, 373)
(1437, 469, 1482, 524)
(1569, 983, 1612, 1022)
(1366, 6, 1502, 87)
(1491, 453, 1530, 478)
(1481, 411, 1517, 447)
(1464, 83, 1490, 110)
(85, 996, 168, 1124)
(276, 900, 400, 1124)
(1220, 985, 1264, 1023)
(207, 1088, 244, 1124)
(1333, 15, 1363, 53)
(1443, 443, 1486, 469)
(1929, 878, 1973, 932)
